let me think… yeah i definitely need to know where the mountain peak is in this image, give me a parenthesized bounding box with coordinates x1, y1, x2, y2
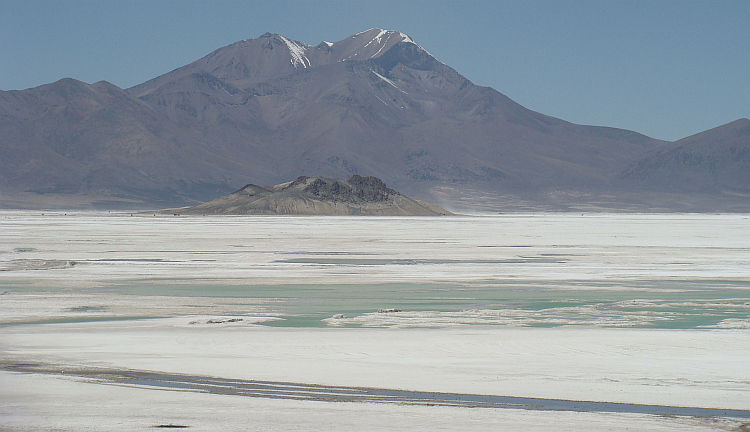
(352, 28, 414, 44)
(332, 28, 422, 62)
(675, 118, 750, 143)
(725, 117, 750, 129)
(127, 28, 441, 96)
(254, 28, 419, 64)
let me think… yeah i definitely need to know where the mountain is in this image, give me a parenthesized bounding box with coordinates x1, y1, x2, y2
(610, 118, 750, 211)
(0, 78, 247, 207)
(618, 119, 750, 192)
(168, 174, 452, 216)
(125, 30, 663, 196)
(1, 28, 746, 211)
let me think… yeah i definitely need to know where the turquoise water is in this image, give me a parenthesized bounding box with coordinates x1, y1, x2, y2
(2, 214, 748, 329)
(5, 278, 746, 329)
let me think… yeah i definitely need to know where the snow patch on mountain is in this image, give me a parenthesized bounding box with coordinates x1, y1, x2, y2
(398, 32, 414, 44)
(313, 28, 440, 65)
(371, 39, 391, 58)
(361, 29, 414, 58)
(278, 35, 311, 68)
(364, 29, 389, 49)
(353, 29, 414, 49)
(371, 70, 407, 94)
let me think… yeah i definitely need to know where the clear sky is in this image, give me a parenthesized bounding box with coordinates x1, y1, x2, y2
(1, 0, 748, 141)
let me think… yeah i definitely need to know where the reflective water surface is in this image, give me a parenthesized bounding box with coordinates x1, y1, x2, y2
(1, 212, 748, 329)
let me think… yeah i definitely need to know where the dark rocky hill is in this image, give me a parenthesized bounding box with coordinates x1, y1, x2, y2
(1, 29, 747, 211)
(170, 175, 452, 215)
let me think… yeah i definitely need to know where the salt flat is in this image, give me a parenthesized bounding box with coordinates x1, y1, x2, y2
(1, 212, 749, 431)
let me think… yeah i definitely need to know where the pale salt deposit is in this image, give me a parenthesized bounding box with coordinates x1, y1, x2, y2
(1, 212, 748, 431)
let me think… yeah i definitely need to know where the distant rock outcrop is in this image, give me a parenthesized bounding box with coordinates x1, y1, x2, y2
(169, 175, 453, 216)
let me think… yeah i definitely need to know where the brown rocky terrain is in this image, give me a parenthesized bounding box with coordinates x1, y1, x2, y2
(169, 175, 452, 216)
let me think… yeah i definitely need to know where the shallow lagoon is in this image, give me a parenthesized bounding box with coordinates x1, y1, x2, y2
(1, 212, 749, 431)
(1, 213, 748, 329)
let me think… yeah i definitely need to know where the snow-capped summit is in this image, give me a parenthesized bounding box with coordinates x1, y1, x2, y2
(129, 28, 439, 96)
(250, 28, 431, 70)
(328, 28, 421, 62)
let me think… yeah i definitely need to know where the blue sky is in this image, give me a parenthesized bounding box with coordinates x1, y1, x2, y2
(1, 0, 748, 141)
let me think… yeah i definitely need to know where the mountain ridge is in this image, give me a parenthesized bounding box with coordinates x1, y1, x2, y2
(1, 29, 746, 211)
(617, 118, 750, 194)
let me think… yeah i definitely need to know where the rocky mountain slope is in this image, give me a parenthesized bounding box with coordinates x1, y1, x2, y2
(618, 119, 750, 192)
(170, 175, 452, 216)
(1, 28, 747, 211)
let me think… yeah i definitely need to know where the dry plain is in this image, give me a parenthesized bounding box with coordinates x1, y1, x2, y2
(1, 212, 749, 431)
